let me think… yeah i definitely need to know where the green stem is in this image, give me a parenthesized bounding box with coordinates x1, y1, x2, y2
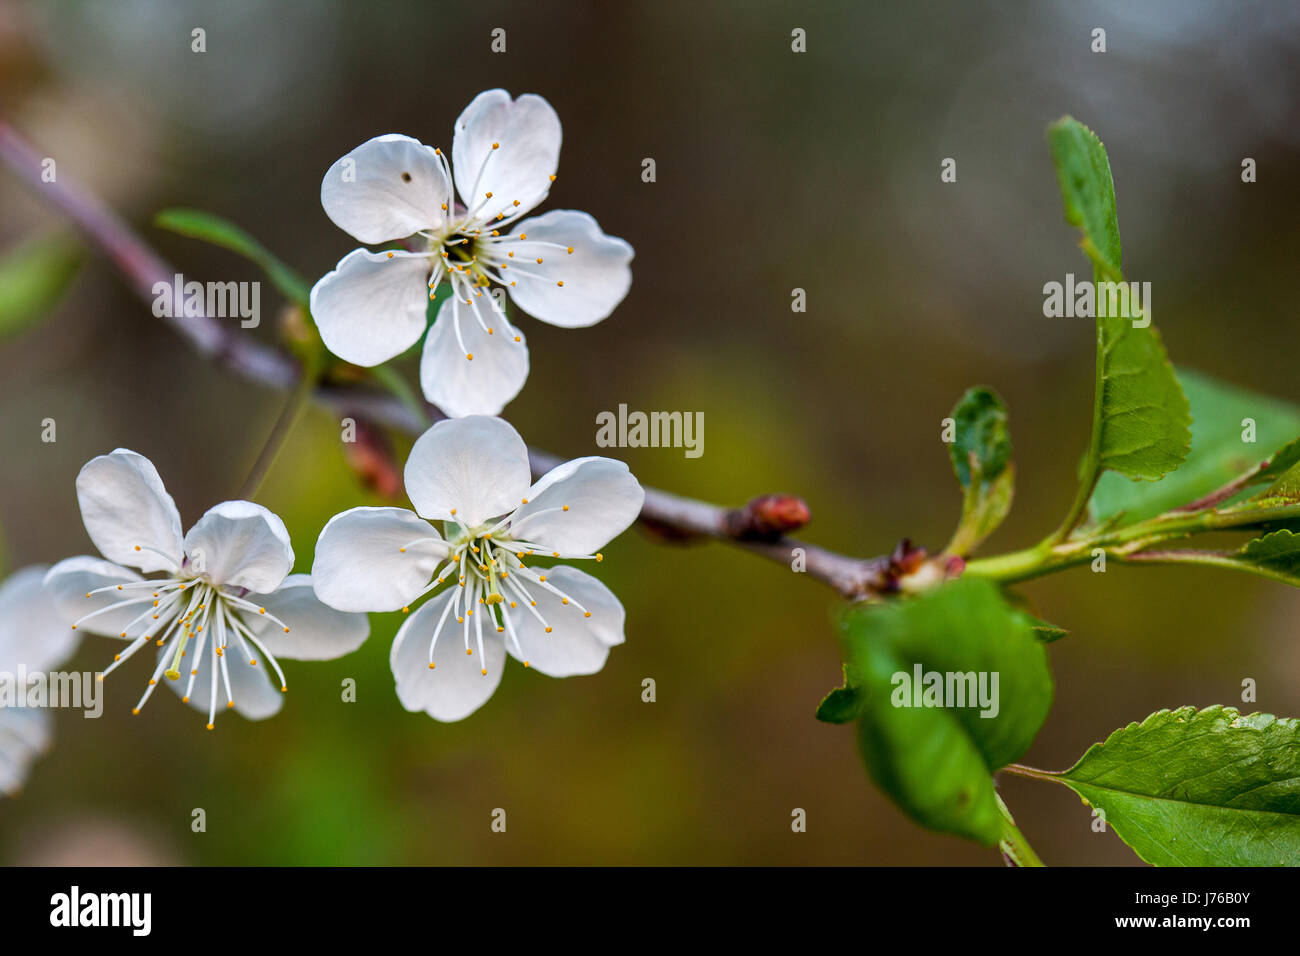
(237, 359, 318, 500)
(965, 499, 1300, 586)
(1046, 287, 1107, 545)
(995, 793, 1044, 867)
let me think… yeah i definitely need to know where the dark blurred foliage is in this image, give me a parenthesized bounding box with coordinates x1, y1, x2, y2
(0, 0, 1298, 864)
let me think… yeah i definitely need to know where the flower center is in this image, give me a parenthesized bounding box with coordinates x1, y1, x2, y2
(397, 507, 604, 676)
(72, 561, 292, 729)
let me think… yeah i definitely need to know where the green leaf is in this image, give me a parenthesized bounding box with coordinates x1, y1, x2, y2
(0, 234, 81, 341)
(1047, 117, 1121, 277)
(1024, 615, 1068, 643)
(1255, 437, 1300, 489)
(947, 386, 1011, 489)
(1091, 369, 1300, 525)
(155, 208, 311, 306)
(1054, 705, 1300, 866)
(815, 670, 861, 724)
(945, 387, 1014, 556)
(1047, 117, 1190, 487)
(838, 578, 1054, 845)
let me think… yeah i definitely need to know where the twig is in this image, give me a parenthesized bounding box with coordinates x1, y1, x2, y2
(0, 117, 892, 599)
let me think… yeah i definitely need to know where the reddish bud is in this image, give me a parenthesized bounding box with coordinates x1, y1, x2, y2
(726, 494, 812, 540)
(343, 417, 403, 499)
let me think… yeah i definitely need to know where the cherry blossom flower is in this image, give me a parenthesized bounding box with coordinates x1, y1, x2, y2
(43, 449, 369, 729)
(310, 89, 634, 418)
(0, 566, 79, 795)
(312, 416, 643, 721)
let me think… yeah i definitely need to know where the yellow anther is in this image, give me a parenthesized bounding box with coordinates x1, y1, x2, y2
(492, 142, 499, 149)
(206, 723, 214, 730)
(557, 281, 564, 287)
(386, 252, 394, 259)
(562, 505, 570, 511)
(583, 612, 592, 618)
(428, 662, 436, 670)
(566, 246, 574, 254)
(544, 626, 553, 633)
(549, 174, 556, 182)
(466, 353, 474, 360)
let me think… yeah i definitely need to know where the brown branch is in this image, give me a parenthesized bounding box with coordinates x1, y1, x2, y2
(0, 117, 893, 600)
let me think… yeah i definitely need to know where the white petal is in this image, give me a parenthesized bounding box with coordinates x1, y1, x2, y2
(164, 639, 283, 722)
(419, 295, 529, 418)
(512, 457, 643, 554)
(389, 588, 505, 721)
(42, 556, 145, 640)
(183, 501, 293, 593)
(504, 210, 633, 328)
(452, 90, 560, 223)
(505, 566, 624, 677)
(310, 249, 432, 367)
(320, 133, 452, 244)
(0, 565, 80, 673)
(240, 574, 369, 661)
(75, 449, 184, 574)
(0, 707, 53, 795)
(312, 507, 442, 612)
(404, 416, 531, 525)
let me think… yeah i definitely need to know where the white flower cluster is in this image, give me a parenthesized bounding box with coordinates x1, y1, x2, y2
(1, 91, 641, 793)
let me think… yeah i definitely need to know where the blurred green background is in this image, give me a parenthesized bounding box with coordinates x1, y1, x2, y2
(1, 0, 1299, 865)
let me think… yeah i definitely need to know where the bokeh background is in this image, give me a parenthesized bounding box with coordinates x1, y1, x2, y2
(1, 0, 1298, 865)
